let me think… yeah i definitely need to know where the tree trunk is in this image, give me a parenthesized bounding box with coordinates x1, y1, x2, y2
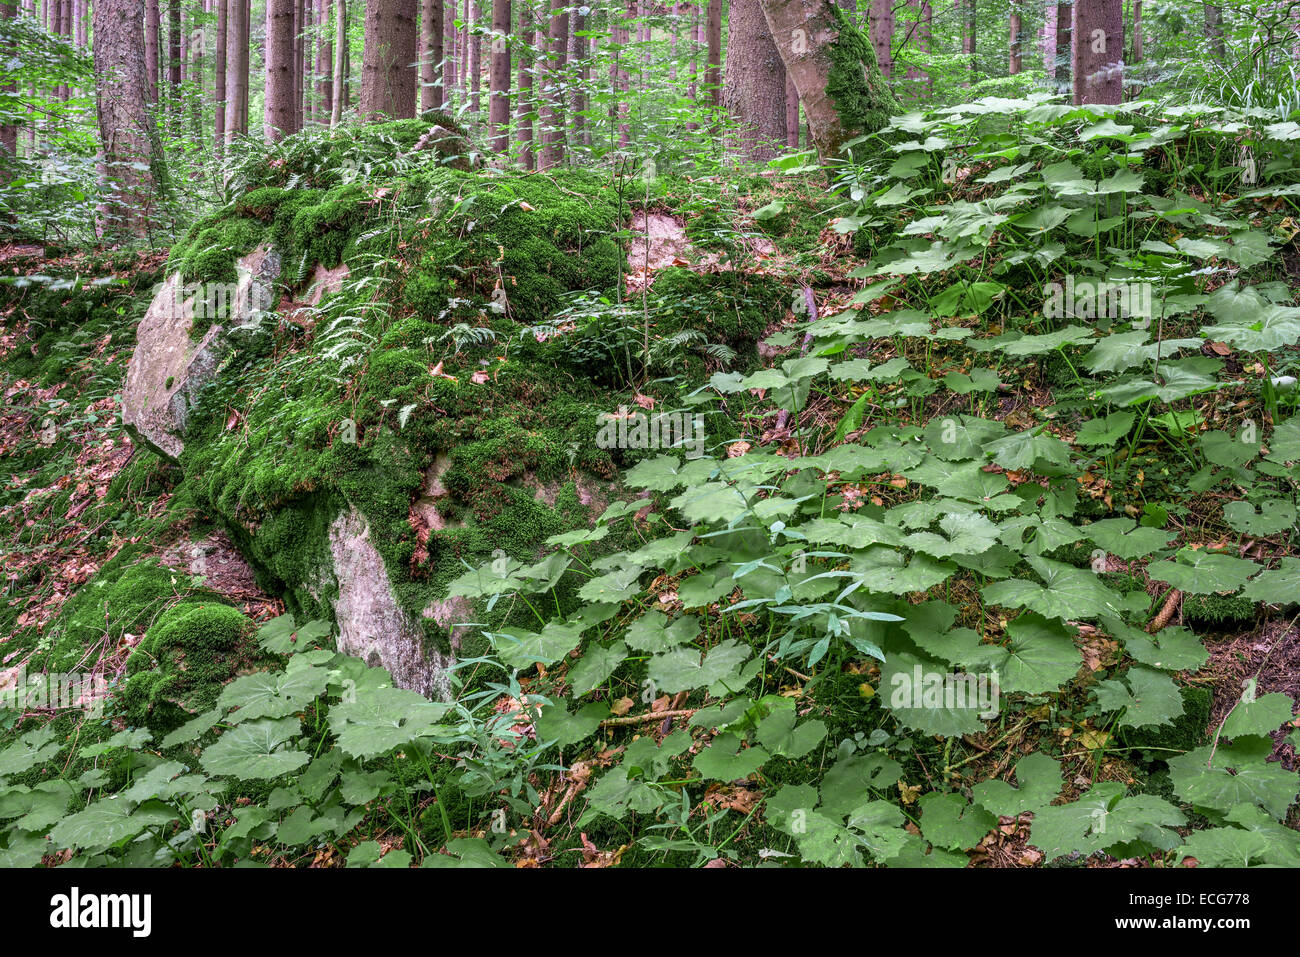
(93, 0, 158, 238)
(1071, 0, 1122, 104)
(467, 0, 480, 116)
(610, 10, 629, 146)
(539, 0, 567, 167)
(869, 0, 892, 76)
(488, 0, 510, 149)
(421, 0, 442, 110)
(443, 0, 457, 103)
(145, 0, 160, 105)
(168, 0, 180, 120)
(332, 0, 347, 123)
(723, 0, 786, 162)
(570, 5, 586, 147)
(1132, 0, 1142, 61)
(266, 0, 297, 138)
(1054, 1, 1072, 89)
(0, 0, 16, 177)
(1205, 5, 1225, 59)
(758, 0, 899, 162)
(704, 0, 721, 108)
(225, 0, 249, 140)
(359, 0, 418, 118)
(1009, 1, 1022, 73)
(215, 0, 227, 149)
(318, 0, 334, 119)
(517, 0, 535, 167)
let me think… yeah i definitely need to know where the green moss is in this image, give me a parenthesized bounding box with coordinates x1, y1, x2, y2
(825, 4, 901, 154)
(123, 601, 259, 734)
(39, 555, 192, 673)
(168, 214, 265, 284)
(1182, 593, 1256, 630)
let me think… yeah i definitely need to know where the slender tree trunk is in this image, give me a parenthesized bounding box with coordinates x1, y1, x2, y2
(488, 0, 510, 149)
(1054, 1, 1072, 89)
(318, 0, 334, 119)
(294, 0, 305, 128)
(1009, 0, 1022, 73)
(869, 0, 892, 76)
(609, 9, 629, 146)
(467, 0, 480, 116)
(758, 0, 900, 162)
(145, 0, 159, 105)
(266, 0, 297, 139)
(359, 0, 418, 118)
(0, 0, 16, 179)
(331, 0, 347, 123)
(420, 0, 443, 110)
(93, 0, 158, 238)
(215, 0, 227, 150)
(1205, 5, 1225, 59)
(225, 0, 249, 140)
(517, 0, 534, 167)
(539, 0, 567, 167)
(1071, 0, 1122, 104)
(167, 0, 180, 121)
(705, 0, 721, 108)
(570, 5, 586, 147)
(443, 0, 457, 103)
(1132, 0, 1142, 61)
(723, 0, 786, 162)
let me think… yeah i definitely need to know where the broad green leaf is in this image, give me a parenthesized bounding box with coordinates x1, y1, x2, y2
(1093, 667, 1184, 728)
(972, 752, 1062, 816)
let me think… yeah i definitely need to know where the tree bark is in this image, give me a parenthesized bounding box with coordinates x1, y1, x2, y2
(784, 73, 800, 148)
(1205, 5, 1225, 59)
(467, 0, 480, 116)
(570, 5, 586, 147)
(215, 0, 227, 149)
(488, 0, 510, 150)
(517, 0, 535, 167)
(145, 0, 159, 105)
(539, 0, 567, 167)
(266, 0, 298, 138)
(1054, 1, 1072, 89)
(1009, 1, 1022, 73)
(421, 0, 443, 110)
(1071, 0, 1122, 104)
(443, 0, 457, 103)
(168, 0, 180, 119)
(93, 0, 158, 238)
(0, 0, 16, 176)
(332, 0, 347, 123)
(1132, 0, 1142, 61)
(723, 0, 786, 162)
(758, 0, 899, 162)
(704, 0, 721, 108)
(869, 0, 892, 76)
(359, 0, 418, 118)
(318, 0, 334, 119)
(225, 0, 249, 140)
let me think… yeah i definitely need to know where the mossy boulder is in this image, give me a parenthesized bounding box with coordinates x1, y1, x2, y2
(123, 601, 260, 734)
(122, 246, 281, 461)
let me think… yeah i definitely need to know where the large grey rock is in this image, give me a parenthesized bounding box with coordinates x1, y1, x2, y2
(122, 246, 281, 461)
(328, 507, 454, 700)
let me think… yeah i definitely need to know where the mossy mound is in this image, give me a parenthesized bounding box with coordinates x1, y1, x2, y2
(37, 555, 191, 673)
(122, 600, 260, 733)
